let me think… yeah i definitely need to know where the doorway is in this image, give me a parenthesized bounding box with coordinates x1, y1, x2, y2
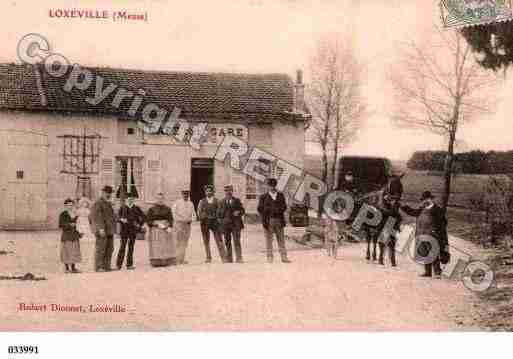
(0, 130, 48, 229)
(190, 158, 214, 210)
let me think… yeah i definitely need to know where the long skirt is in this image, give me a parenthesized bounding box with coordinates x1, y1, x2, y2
(76, 216, 94, 242)
(60, 240, 82, 264)
(148, 227, 176, 267)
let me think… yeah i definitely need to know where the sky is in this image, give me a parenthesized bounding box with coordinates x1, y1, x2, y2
(1, 0, 512, 160)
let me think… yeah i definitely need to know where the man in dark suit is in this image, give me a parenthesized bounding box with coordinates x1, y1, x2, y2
(401, 191, 448, 278)
(257, 178, 291, 263)
(339, 171, 359, 196)
(218, 185, 246, 263)
(198, 185, 228, 263)
(116, 192, 145, 270)
(90, 185, 117, 272)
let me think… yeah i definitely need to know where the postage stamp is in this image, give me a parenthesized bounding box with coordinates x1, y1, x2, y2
(440, 0, 513, 28)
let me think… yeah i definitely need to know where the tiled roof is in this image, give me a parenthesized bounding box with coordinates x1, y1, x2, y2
(0, 63, 301, 122)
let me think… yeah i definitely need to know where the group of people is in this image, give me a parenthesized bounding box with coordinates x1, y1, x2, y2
(58, 177, 291, 273)
(325, 171, 450, 279)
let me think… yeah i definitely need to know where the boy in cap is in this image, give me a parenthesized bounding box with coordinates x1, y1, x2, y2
(172, 188, 197, 264)
(257, 178, 291, 263)
(218, 184, 246, 263)
(197, 185, 227, 263)
(90, 185, 117, 272)
(401, 191, 448, 278)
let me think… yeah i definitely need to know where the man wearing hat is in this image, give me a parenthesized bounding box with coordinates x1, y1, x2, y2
(400, 191, 448, 278)
(116, 191, 145, 270)
(90, 185, 117, 272)
(257, 178, 291, 263)
(383, 171, 404, 200)
(218, 184, 246, 263)
(197, 185, 227, 263)
(339, 171, 359, 196)
(172, 188, 197, 264)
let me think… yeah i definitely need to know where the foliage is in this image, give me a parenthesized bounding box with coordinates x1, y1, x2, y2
(461, 22, 513, 72)
(407, 150, 513, 174)
(389, 27, 498, 212)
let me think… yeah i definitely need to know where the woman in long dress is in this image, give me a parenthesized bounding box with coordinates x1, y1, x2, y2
(146, 192, 176, 267)
(76, 197, 93, 241)
(59, 198, 82, 273)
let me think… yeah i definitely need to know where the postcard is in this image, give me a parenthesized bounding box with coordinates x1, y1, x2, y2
(0, 0, 512, 339)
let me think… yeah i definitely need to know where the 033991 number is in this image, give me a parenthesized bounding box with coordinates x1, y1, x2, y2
(8, 346, 39, 354)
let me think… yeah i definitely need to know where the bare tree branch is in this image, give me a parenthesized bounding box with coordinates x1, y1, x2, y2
(389, 27, 497, 211)
(306, 33, 367, 202)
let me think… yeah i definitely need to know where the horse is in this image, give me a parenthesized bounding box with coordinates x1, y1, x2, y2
(326, 173, 404, 261)
(362, 174, 404, 262)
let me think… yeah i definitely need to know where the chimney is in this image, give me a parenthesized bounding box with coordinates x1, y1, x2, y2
(294, 69, 305, 113)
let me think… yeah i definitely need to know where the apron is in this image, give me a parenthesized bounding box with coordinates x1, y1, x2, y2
(148, 220, 176, 266)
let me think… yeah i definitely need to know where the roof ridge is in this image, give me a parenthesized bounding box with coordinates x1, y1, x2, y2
(0, 63, 292, 79)
(0, 63, 301, 123)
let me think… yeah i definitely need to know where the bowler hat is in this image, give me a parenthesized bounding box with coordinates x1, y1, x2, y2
(102, 185, 113, 194)
(64, 198, 74, 205)
(224, 184, 233, 190)
(204, 184, 214, 191)
(420, 190, 434, 201)
(266, 178, 278, 187)
(181, 189, 190, 194)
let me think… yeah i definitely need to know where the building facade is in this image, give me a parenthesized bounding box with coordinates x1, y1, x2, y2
(0, 64, 308, 229)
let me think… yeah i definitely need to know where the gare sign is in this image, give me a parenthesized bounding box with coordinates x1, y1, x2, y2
(205, 124, 248, 145)
(144, 122, 249, 146)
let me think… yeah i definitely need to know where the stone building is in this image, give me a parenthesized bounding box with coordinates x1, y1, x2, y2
(0, 64, 308, 229)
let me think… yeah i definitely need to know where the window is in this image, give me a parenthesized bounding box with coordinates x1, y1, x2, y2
(246, 175, 257, 199)
(246, 159, 272, 199)
(115, 157, 143, 198)
(59, 134, 101, 174)
(127, 127, 135, 135)
(16, 170, 24, 179)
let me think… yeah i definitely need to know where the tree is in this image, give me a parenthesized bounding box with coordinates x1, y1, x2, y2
(306, 34, 365, 215)
(390, 28, 497, 212)
(461, 22, 513, 73)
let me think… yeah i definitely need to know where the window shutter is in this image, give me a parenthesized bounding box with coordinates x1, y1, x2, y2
(100, 158, 114, 193)
(134, 157, 144, 200)
(145, 159, 161, 203)
(231, 169, 245, 198)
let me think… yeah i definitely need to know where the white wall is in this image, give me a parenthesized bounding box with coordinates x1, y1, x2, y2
(0, 111, 306, 229)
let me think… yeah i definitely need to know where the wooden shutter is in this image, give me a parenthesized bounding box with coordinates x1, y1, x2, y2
(100, 158, 114, 193)
(145, 159, 161, 203)
(231, 167, 245, 199)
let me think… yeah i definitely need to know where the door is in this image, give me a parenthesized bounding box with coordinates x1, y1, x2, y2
(190, 158, 214, 210)
(0, 130, 48, 228)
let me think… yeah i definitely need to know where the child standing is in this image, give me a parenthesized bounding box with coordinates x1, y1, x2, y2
(324, 214, 340, 259)
(324, 197, 347, 259)
(76, 197, 93, 241)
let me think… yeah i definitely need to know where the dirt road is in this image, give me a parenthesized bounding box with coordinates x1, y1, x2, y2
(0, 225, 482, 330)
